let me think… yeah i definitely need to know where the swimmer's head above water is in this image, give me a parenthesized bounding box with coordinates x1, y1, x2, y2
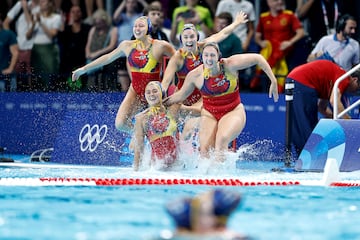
(145, 81, 165, 106)
(165, 189, 242, 232)
(134, 16, 152, 38)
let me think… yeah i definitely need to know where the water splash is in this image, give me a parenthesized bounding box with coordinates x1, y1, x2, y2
(237, 139, 284, 161)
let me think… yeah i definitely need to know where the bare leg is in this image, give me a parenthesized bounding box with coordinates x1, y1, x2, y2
(115, 87, 144, 133)
(198, 110, 217, 159)
(214, 104, 246, 160)
(181, 117, 200, 141)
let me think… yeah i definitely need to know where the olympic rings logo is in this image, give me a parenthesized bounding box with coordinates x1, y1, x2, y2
(79, 124, 108, 152)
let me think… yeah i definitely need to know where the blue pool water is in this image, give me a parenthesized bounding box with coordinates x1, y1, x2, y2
(1, 155, 360, 240)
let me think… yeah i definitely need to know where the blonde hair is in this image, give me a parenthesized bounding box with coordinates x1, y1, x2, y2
(92, 9, 112, 26)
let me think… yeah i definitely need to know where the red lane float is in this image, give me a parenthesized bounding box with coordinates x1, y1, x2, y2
(38, 178, 301, 186)
(0, 177, 360, 187)
(0, 177, 359, 187)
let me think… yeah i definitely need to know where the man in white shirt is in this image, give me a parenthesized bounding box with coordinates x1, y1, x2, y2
(307, 14, 359, 71)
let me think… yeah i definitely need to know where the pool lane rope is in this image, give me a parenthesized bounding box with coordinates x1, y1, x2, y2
(0, 177, 359, 187)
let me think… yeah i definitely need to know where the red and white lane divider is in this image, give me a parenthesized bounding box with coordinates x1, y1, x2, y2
(1, 158, 359, 187)
(0, 177, 359, 187)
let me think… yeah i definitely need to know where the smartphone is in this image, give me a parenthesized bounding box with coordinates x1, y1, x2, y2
(180, 10, 195, 19)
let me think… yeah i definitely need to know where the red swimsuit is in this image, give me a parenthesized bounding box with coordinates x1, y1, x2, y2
(200, 62, 240, 121)
(176, 49, 202, 106)
(145, 110, 178, 167)
(128, 40, 161, 102)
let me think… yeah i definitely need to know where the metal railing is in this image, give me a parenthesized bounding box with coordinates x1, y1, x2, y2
(333, 63, 360, 119)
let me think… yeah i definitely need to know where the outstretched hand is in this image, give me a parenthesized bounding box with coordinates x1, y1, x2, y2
(72, 68, 86, 82)
(269, 82, 279, 102)
(234, 11, 249, 25)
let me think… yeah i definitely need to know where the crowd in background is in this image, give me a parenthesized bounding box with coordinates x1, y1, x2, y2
(1, 0, 360, 93)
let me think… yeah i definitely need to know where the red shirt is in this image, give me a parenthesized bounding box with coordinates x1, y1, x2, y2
(257, 10, 302, 47)
(288, 60, 350, 99)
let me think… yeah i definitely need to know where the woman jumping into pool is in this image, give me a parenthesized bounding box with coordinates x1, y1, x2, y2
(72, 16, 176, 133)
(133, 81, 181, 171)
(161, 11, 248, 107)
(164, 42, 278, 167)
(161, 11, 248, 144)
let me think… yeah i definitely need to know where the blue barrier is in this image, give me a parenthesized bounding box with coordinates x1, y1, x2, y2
(296, 119, 360, 172)
(0, 92, 286, 162)
(0, 92, 123, 154)
(51, 110, 132, 166)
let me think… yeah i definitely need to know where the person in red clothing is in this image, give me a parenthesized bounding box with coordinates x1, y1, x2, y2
(164, 42, 278, 168)
(72, 16, 175, 133)
(133, 81, 180, 171)
(251, 0, 304, 93)
(286, 60, 360, 156)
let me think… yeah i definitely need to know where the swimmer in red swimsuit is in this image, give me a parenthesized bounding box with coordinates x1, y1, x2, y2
(161, 11, 248, 142)
(164, 42, 278, 164)
(72, 16, 175, 133)
(162, 11, 248, 107)
(133, 81, 180, 171)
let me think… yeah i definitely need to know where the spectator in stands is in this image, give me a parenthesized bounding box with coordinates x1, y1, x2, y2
(150, 0, 172, 30)
(26, 0, 63, 91)
(170, 0, 214, 47)
(58, 4, 91, 91)
(0, 15, 19, 92)
(296, 0, 347, 48)
(165, 189, 249, 239)
(215, 0, 255, 52)
(85, 9, 117, 92)
(72, 16, 176, 133)
(286, 60, 360, 156)
(251, 0, 304, 93)
(137, 3, 169, 42)
(307, 14, 359, 71)
(3, 0, 40, 91)
(56, 0, 104, 25)
(113, 0, 147, 92)
(164, 42, 278, 165)
(214, 12, 243, 58)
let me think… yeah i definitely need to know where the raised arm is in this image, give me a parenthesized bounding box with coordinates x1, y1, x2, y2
(161, 52, 182, 92)
(296, 0, 315, 20)
(72, 41, 126, 81)
(204, 11, 248, 44)
(226, 53, 279, 102)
